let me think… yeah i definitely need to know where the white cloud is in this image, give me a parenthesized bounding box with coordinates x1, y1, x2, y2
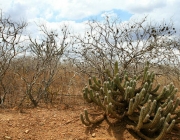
(101, 10, 118, 19)
(125, 0, 166, 14)
(0, 0, 179, 38)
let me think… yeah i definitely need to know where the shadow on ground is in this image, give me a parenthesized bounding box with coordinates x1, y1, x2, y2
(84, 116, 180, 140)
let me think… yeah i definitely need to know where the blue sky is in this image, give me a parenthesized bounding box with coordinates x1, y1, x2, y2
(74, 9, 132, 23)
(0, 0, 179, 35)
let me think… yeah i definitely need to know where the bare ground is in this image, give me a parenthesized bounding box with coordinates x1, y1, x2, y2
(0, 104, 180, 140)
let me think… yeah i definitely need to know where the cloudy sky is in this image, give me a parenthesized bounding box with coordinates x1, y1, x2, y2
(0, 0, 180, 35)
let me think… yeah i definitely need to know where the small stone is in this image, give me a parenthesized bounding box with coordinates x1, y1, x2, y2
(92, 133, 96, 137)
(4, 136, 11, 139)
(66, 120, 71, 124)
(25, 130, 30, 134)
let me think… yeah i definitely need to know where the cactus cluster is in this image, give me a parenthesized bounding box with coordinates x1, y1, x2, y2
(80, 62, 180, 140)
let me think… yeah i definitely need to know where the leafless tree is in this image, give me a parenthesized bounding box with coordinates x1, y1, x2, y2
(15, 24, 70, 107)
(70, 16, 179, 81)
(0, 10, 27, 106)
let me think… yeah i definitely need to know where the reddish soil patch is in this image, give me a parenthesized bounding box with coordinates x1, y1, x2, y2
(0, 104, 179, 140)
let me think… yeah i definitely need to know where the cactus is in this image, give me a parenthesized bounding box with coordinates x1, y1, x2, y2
(81, 62, 180, 140)
(80, 109, 105, 126)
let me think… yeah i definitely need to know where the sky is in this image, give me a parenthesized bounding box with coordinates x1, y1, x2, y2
(0, 0, 180, 36)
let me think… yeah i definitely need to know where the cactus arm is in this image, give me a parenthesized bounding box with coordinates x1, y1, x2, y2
(136, 107, 146, 130)
(124, 86, 131, 100)
(89, 77, 92, 86)
(160, 97, 171, 108)
(148, 100, 157, 115)
(143, 107, 162, 129)
(114, 61, 119, 75)
(93, 77, 101, 87)
(147, 83, 153, 92)
(132, 93, 141, 111)
(169, 83, 175, 93)
(164, 113, 171, 123)
(127, 93, 141, 115)
(89, 90, 98, 104)
(96, 93, 106, 110)
(143, 114, 150, 123)
(172, 98, 180, 113)
(170, 88, 178, 98)
(154, 122, 169, 140)
(127, 99, 134, 115)
(140, 94, 152, 105)
(144, 100, 152, 115)
(103, 96, 108, 106)
(157, 86, 167, 101)
(126, 125, 154, 140)
(142, 64, 149, 84)
(130, 80, 136, 98)
(80, 114, 91, 126)
(150, 83, 160, 95)
(90, 84, 100, 91)
(162, 100, 173, 116)
(103, 82, 108, 95)
(138, 88, 146, 102)
(84, 109, 105, 124)
(113, 74, 125, 93)
(150, 117, 165, 133)
(83, 87, 92, 103)
(166, 120, 176, 133)
(157, 85, 177, 101)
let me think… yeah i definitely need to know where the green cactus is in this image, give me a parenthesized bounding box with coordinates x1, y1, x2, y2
(114, 61, 119, 75)
(81, 109, 105, 126)
(81, 61, 180, 140)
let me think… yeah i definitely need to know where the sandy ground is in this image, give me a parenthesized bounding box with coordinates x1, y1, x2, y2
(0, 104, 179, 140)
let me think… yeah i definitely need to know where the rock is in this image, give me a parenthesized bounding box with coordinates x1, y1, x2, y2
(4, 136, 11, 139)
(92, 133, 96, 137)
(25, 129, 30, 134)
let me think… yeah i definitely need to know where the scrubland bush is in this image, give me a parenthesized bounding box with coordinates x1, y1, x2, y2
(0, 10, 27, 106)
(70, 16, 180, 81)
(14, 24, 70, 107)
(0, 9, 180, 114)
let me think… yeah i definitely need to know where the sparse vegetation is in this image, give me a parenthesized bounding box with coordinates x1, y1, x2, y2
(0, 10, 180, 139)
(70, 16, 180, 81)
